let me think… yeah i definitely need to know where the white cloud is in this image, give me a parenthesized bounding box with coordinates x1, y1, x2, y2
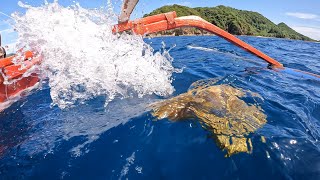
(0, 26, 18, 49)
(0, 20, 11, 30)
(291, 26, 320, 40)
(0, 28, 14, 34)
(2, 42, 17, 54)
(286, 12, 319, 20)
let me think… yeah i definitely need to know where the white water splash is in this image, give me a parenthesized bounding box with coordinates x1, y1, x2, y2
(12, 1, 176, 109)
(120, 152, 136, 179)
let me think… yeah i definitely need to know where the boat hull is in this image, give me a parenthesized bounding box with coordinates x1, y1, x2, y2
(0, 52, 41, 111)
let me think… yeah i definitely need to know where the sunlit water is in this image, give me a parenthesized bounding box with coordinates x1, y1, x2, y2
(1, 2, 320, 180)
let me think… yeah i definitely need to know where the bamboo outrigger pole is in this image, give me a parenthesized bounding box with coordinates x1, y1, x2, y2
(118, 0, 139, 23)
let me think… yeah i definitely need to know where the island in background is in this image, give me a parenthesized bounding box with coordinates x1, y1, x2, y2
(144, 5, 315, 41)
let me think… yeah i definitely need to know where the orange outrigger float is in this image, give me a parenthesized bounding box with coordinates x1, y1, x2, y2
(0, 0, 319, 111)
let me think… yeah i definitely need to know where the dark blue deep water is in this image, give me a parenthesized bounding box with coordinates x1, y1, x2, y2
(1, 36, 320, 179)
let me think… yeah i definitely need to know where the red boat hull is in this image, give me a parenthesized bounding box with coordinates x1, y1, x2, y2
(0, 52, 41, 111)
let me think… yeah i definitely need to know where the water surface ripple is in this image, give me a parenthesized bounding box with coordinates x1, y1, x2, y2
(1, 36, 320, 179)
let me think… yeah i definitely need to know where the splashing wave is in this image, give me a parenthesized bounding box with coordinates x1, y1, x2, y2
(12, 1, 177, 109)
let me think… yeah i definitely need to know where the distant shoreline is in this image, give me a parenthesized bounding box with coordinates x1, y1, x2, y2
(145, 4, 316, 42)
(146, 33, 318, 43)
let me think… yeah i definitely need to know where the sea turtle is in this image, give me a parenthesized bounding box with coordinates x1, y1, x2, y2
(151, 79, 267, 157)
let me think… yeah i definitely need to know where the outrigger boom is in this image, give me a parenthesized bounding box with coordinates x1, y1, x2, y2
(113, 11, 283, 67)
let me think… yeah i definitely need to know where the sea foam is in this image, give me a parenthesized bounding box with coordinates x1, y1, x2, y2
(12, 1, 176, 109)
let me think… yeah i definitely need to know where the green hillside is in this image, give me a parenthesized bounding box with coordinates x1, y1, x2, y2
(144, 5, 314, 41)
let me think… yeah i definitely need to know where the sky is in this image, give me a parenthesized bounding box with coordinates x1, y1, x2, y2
(0, 0, 320, 49)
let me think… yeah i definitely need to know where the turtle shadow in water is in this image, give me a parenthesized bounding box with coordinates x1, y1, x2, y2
(150, 78, 267, 157)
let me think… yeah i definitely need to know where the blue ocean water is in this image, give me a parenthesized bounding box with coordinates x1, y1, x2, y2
(1, 36, 320, 179)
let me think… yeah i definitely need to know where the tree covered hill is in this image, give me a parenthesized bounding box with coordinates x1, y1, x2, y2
(144, 5, 314, 41)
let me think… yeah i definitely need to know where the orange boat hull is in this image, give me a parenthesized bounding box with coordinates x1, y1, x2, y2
(0, 52, 41, 111)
